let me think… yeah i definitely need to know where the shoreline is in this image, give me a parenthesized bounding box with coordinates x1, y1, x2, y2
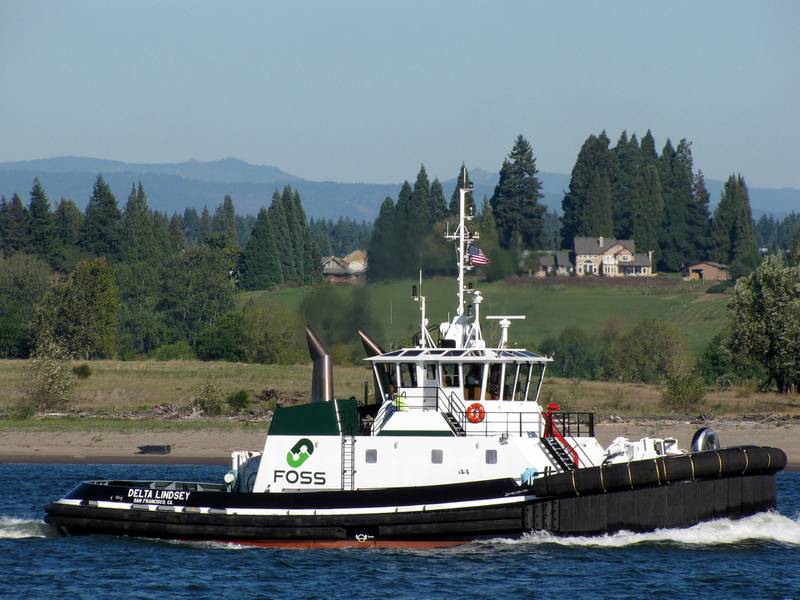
(1, 418, 795, 469)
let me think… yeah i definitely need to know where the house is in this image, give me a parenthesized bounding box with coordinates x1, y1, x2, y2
(534, 250, 573, 278)
(573, 236, 654, 277)
(534, 236, 654, 278)
(322, 250, 368, 284)
(684, 261, 731, 281)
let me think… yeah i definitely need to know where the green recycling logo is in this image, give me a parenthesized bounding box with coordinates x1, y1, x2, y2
(286, 438, 314, 468)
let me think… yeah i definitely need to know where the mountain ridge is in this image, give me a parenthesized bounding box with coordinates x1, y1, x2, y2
(0, 156, 796, 220)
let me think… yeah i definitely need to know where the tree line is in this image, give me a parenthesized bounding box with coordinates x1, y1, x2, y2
(368, 135, 547, 280)
(0, 176, 323, 360)
(561, 130, 762, 275)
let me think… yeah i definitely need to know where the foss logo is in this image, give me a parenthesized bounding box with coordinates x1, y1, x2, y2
(274, 438, 327, 485)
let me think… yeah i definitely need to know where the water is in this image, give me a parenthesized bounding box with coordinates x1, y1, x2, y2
(1, 464, 799, 599)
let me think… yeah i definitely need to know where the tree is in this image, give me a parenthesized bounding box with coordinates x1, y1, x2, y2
(632, 164, 663, 260)
(429, 178, 447, 222)
(241, 208, 283, 289)
(607, 320, 691, 384)
(712, 174, 759, 274)
(168, 214, 186, 252)
(27, 178, 58, 261)
(212, 195, 237, 245)
(366, 197, 398, 281)
(268, 192, 298, 283)
(80, 175, 121, 257)
(792, 225, 800, 265)
(120, 182, 154, 263)
(182, 208, 200, 244)
(0, 254, 53, 357)
(449, 163, 474, 216)
(612, 132, 642, 240)
(561, 133, 611, 248)
(158, 245, 234, 345)
(198, 206, 212, 242)
(37, 258, 120, 358)
(687, 170, 713, 261)
(54, 199, 83, 247)
(281, 187, 303, 280)
(584, 170, 613, 237)
(491, 135, 545, 249)
(658, 139, 694, 272)
(410, 164, 432, 233)
(0, 193, 31, 255)
(728, 254, 800, 393)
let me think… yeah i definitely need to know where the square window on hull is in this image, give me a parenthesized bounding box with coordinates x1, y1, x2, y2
(485, 449, 497, 464)
(431, 449, 443, 464)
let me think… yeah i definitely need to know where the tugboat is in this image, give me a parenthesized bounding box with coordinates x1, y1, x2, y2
(45, 173, 787, 548)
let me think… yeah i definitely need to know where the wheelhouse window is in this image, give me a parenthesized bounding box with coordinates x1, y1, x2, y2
(514, 364, 532, 401)
(463, 364, 483, 401)
(503, 364, 517, 401)
(399, 363, 418, 388)
(425, 363, 437, 382)
(441, 364, 459, 388)
(375, 363, 397, 399)
(486, 364, 502, 400)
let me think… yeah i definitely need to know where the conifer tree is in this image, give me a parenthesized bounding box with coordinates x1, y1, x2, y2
(633, 164, 663, 260)
(212, 195, 236, 244)
(182, 208, 200, 244)
(429, 178, 447, 222)
(55, 199, 83, 247)
(449, 163, 474, 216)
(712, 174, 759, 273)
(410, 165, 431, 232)
(282, 187, 302, 280)
(268, 191, 297, 283)
(640, 129, 658, 165)
(491, 135, 545, 249)
(561, 133, 611, 248)
(687, 170, 713, 261)
(168, 214, 186, 252)
(658, 140, 694, 271)
(80, 175, 121, 257)
(28, 178, 58, 261)
(612, 132, 642, 240)
(120, 182, 154, 263)
(1, 193, 32, 255)
(292, 189, 322, 284)
(584, 171, 614, 237)
(241, 208, 283, 289)
(366, 197, 397, 281)
(198, 206, 212, 242)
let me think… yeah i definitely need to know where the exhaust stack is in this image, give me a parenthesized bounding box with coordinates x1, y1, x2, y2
(358, 329, 385, 357)
(305, 327, 333, 402)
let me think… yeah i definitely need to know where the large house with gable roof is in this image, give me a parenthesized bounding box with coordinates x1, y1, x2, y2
(536, 236, 654, 277)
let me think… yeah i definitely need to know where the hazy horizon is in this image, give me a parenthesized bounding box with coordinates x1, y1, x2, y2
(1, 1, 798, 188)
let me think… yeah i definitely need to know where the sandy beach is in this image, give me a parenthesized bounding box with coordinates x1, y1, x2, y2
(0, 418, 796, 469)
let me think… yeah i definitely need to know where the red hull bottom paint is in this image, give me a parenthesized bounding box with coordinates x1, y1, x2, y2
(225, 539, 469, 549)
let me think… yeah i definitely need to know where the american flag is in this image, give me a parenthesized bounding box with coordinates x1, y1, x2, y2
(468, 245, 489, 265)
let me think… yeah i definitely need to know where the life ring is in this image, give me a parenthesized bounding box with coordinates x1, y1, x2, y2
(466, 403, 486, 424)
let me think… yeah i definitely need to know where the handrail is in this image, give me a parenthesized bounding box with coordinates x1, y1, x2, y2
(543, 404, 579, 468)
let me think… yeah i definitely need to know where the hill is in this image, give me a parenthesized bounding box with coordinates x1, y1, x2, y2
(0, 156, 796, 220)
(238, 277, 731, 357)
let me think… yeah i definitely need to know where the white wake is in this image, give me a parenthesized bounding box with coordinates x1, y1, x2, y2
(488, 512, 800, 548)
(0, 516, 57, 539)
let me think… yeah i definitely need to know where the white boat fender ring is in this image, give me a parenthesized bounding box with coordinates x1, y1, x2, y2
(466, 403, 485, 424)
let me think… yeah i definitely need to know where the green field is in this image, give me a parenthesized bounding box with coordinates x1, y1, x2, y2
(239, 277, 731, 356)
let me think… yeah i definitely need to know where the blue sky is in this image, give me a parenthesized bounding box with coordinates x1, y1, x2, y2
(1, 1, 798, 187)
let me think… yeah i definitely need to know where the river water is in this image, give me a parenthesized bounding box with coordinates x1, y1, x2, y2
(1, 464, 798, 599)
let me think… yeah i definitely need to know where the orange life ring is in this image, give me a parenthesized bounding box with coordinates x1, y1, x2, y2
(466, 403, 486, 424)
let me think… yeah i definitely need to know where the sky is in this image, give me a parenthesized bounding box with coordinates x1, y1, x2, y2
(1, 1, 798, 188)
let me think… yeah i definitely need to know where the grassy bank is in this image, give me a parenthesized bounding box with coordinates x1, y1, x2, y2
(238, 276, 730, 355)
(1, 360, 797, 431)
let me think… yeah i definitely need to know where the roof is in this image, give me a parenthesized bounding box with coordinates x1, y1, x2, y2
(688, 261, 729, 270)
(366, 347, 551, 364)
(537, 251, 572, 269)
(632, 253, 652, 267)
(574, 237, 635, 256)
(322, 252, 368, 275)
(322, 256, 350, 275)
